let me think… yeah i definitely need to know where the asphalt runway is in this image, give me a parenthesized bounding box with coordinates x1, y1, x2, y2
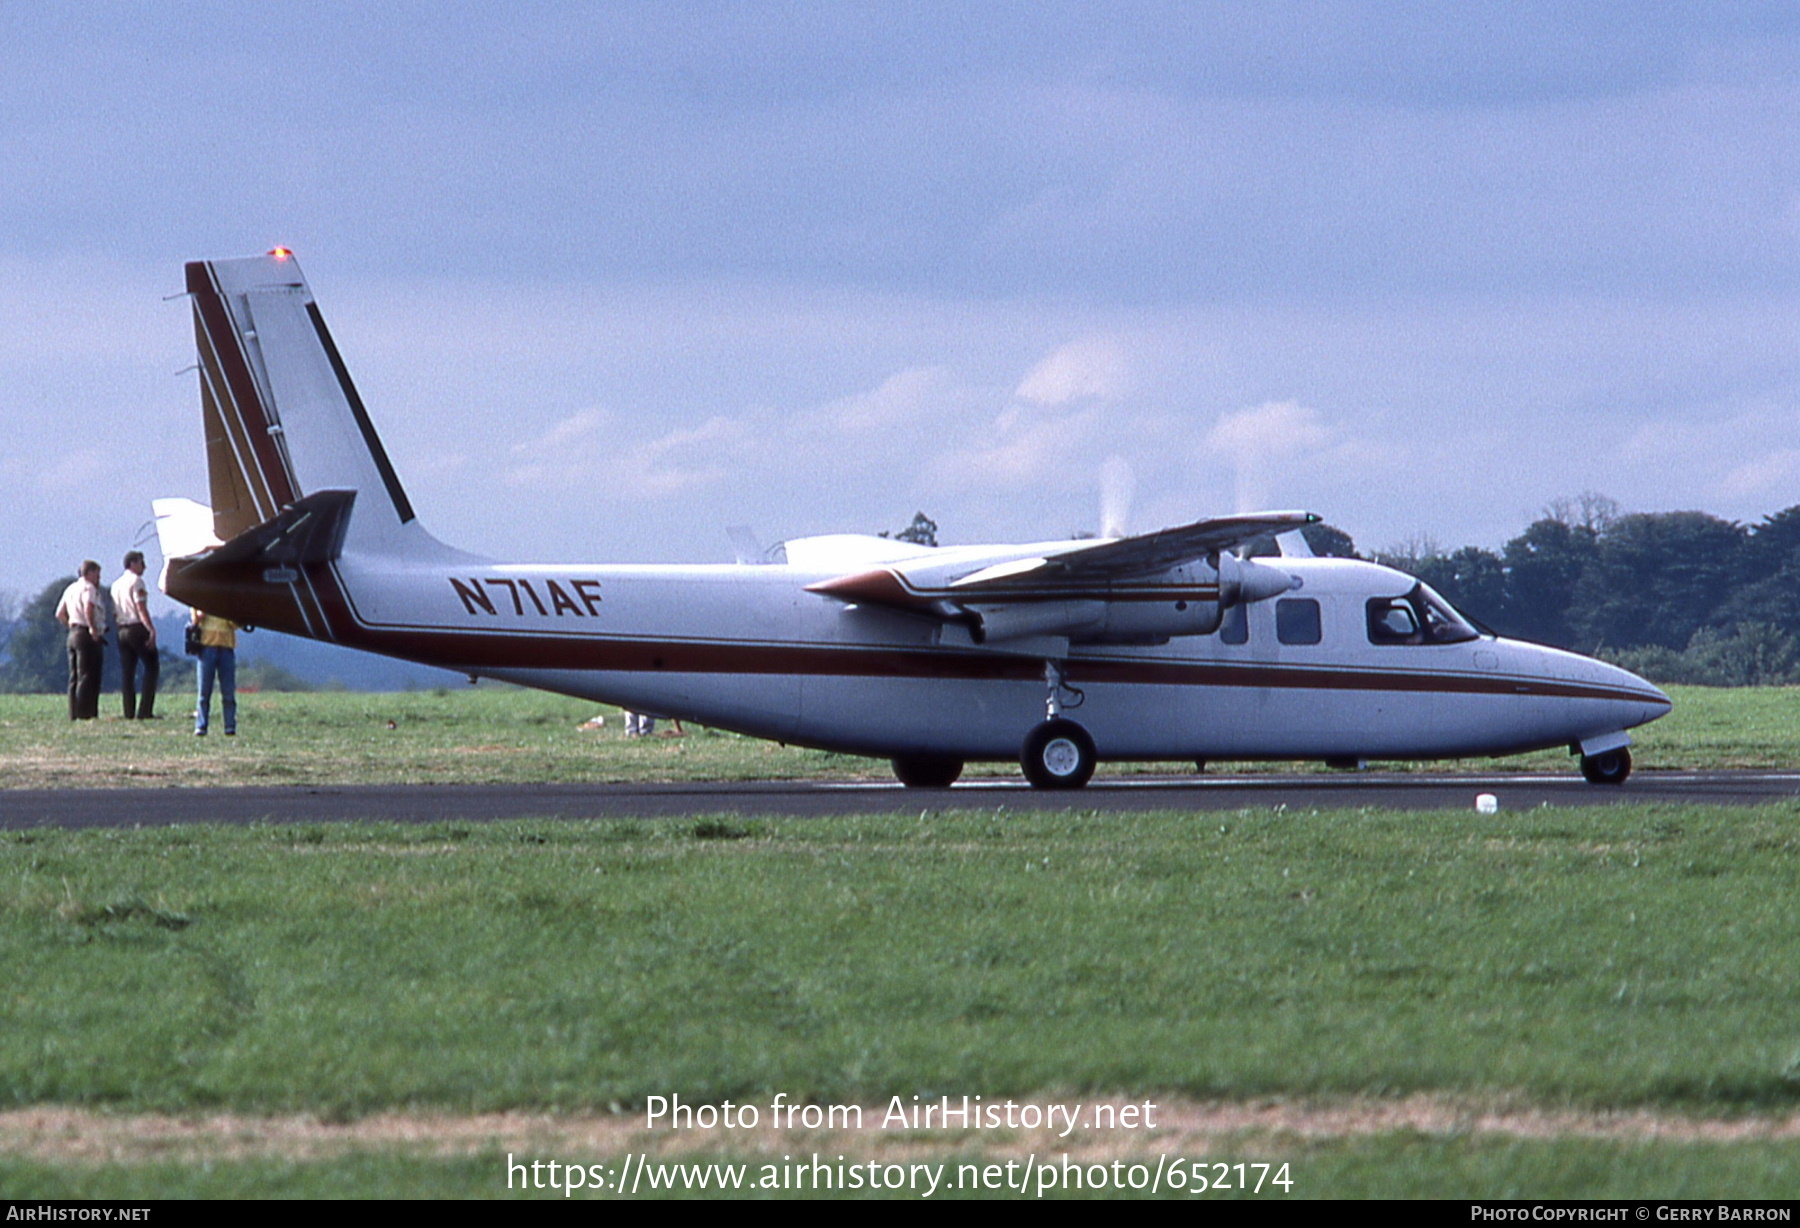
(4, 771, 1799, 830)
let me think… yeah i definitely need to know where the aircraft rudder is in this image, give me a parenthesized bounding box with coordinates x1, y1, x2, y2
(187, 254, 302, 542)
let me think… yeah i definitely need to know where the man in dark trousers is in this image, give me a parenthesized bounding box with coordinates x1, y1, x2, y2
(111, 550, 159, 719)
(54, 560, 107, 720)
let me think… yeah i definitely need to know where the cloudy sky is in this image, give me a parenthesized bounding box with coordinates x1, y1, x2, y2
(5, 3, 1800, 608)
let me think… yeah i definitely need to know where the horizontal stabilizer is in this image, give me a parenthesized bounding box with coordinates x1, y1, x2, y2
(151, 497, 226, 561)
(184, 489, 356, 573)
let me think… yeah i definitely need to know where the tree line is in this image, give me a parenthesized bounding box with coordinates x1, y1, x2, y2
(0, 578, 310, 695)
(1303, 495, 1800, 686)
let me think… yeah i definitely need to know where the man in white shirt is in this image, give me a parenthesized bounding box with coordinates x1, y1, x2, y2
(111, 550, 159, 719)
(54, 560, 107, 720)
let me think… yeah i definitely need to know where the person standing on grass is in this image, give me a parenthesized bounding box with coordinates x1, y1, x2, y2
(54, 560, 107, 721)
(191, 608, 242, 737)
(111, 550, 159, 719)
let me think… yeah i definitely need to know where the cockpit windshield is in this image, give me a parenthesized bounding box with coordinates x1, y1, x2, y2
(1366, 583, 1481, 646)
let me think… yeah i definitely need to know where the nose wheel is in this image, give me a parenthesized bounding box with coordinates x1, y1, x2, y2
(1580, 747, 1632, 785)
(1022, 718, 1097, 790)
(892, 754, 965, 789)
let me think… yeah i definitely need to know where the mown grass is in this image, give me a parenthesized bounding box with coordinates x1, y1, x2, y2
(0, 687, 875, 789)
(7, 688, 1800, 1197)
(9, 803, 1800, 1197)
(7, 805, 1800, 1117)
(0, 683, 1795, 789)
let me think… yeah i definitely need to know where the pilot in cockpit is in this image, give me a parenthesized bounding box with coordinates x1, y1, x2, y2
(1367, 584, 1479, 647)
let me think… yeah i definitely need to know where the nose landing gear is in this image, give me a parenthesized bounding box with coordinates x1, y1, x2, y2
(892, 754, 965, 789)
(1580, 747, 1632, 785)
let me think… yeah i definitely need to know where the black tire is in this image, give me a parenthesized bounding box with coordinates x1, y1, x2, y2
(1021, 719, 1097, 790)
(892, 754, 964, 789)
(1580, 747, 1632, 785)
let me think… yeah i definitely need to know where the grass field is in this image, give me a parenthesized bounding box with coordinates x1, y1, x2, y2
(1, 682, 1796, 789)
(5, 684, 1798, 1197)
(7, 801, 1800, 1197)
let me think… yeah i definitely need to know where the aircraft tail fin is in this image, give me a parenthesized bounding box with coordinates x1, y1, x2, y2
(185, 251, 431, 557)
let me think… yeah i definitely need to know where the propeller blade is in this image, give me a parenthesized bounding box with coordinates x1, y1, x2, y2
(1099, 456, 1135, 540)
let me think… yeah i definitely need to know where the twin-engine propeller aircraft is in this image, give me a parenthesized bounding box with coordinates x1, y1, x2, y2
(155, 251, 1670, 789)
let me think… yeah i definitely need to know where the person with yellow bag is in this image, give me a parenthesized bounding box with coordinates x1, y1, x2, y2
(189, 609, 245, 737)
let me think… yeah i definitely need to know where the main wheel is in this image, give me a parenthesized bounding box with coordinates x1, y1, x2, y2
(1021, 719, 1097, 790)
(1580, 747, 1632, 785)
(892, 754, 964, 789)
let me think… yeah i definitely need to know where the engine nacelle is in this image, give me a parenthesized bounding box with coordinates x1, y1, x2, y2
(963, 554, 1299, 645)
(1219, 552, 1299, 606)
(968, 599, 1109, 644)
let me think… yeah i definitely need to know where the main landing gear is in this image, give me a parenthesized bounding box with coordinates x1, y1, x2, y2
(1580, 747, 1632, 785)
(892, 754, 965, 789)
(1022, 718, 1097, 789)
(1021, 660, 1097, 790)
(892, 661, 1101, 790)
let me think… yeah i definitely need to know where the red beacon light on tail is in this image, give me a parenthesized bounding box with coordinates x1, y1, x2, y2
(268, 247, 293, 260)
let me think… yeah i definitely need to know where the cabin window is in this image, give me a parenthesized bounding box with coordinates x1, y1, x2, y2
(1276, 598, 1321, 645)
(1219, 603, 1248, 645)
(1366, 584, 1480, 646)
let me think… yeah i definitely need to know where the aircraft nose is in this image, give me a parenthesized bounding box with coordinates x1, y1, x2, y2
(1513, 639, 1673, 734)
(1595, 657, 1672, 723)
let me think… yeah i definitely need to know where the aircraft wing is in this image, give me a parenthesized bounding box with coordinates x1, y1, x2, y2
(946, 510, 1320, 592)
(806, 510, 1317, 615)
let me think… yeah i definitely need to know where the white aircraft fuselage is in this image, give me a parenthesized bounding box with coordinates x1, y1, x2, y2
(158, 252, 1670, 788)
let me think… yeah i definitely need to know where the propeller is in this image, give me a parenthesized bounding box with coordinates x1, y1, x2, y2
(1098, 456, 1135, 540)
